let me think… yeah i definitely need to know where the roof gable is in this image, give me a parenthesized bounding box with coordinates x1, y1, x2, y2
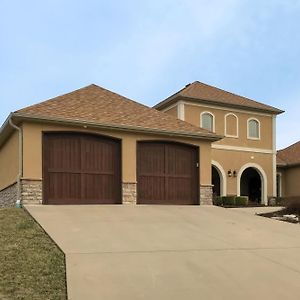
(14, 84, 219, 139)
(154, 81, 283, 114)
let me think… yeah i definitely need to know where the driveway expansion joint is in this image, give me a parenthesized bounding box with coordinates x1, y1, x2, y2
(67, 246, 300, 255)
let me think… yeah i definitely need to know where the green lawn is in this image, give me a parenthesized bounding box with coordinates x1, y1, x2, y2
(0, 208, 67, 300)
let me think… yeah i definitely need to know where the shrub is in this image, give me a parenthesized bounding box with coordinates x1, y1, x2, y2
(275, 197, 284, 206)
(222, 196, 236, 206)
(235, 196, 248, 206)
(214, 196, 223, 206)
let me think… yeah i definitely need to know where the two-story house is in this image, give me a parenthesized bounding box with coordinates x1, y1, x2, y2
(154, 81, 284, 205)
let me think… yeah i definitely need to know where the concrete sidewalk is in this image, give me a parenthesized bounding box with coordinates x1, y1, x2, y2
(26, 205, 300, 300)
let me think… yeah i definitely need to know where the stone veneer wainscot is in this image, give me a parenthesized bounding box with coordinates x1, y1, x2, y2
(200, 185, 213, 205)
(0, 183, 18, 208)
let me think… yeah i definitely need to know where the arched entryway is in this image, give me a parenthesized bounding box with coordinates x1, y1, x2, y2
(240, 168, 262, 204)
(237, 163, 267, 205)
(211, 161, 226, 198)
(212, 166, 221, 197)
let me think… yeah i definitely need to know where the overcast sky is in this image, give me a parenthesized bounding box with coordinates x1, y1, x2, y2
(1, 0, 300, 149)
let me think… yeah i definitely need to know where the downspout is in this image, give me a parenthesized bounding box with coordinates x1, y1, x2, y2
(9, 118, 23, 206)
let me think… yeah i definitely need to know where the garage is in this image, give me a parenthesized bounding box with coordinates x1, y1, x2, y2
(43, 132, 121, 204)
(0, 84, 219, 207)
(137, 141, 199, 205)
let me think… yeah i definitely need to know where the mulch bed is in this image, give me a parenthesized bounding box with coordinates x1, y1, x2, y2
(259, 197, 300, 224)
(260, 208, 300, 224)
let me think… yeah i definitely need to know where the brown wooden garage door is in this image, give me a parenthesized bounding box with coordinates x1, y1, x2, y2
(43, 132, 121, 204)
(137, 141, 199, 205)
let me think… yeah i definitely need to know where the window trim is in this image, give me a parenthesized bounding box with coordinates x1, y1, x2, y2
(200, 111, 215, 132)
(224, 113, 239, 138)
(247, 118, 261, 140)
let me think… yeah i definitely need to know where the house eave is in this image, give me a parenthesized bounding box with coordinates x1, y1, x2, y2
(0, 113, 16, 149)
(277, 162, 300, 169)
(11, 113, 223, 142)
(154, 96, 284, 115)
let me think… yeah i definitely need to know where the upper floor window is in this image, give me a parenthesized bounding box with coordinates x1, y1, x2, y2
(248, 118, 260, 139)
(201, 112, 215, 132)
(225, 113, 238, 138)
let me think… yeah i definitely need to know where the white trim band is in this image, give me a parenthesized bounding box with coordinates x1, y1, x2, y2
(212, 144, 274, 154)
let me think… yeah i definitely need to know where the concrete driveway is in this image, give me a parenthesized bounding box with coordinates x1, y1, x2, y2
(26, 205, 300, 300)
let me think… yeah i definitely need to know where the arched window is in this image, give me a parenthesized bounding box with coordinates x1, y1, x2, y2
(225, 113, 238, 138)
(201, 112, 214, 132)
(248, 118, 260, 139)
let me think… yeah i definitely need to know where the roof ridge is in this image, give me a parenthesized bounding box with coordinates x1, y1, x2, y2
(154, 80, 283, 114)
(192, 81, 279, 111)
(91, 84, 158, 111)
(157, 83, 192, 104)
(16, 83, 153, 114)
(15, 84, 97, 113)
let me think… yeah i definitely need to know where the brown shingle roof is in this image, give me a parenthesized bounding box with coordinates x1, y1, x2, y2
(14, 84, 220, 140)
(276, 156, 287, 167)
(154, 81, 284, 114)
(277, 141, 300, 167)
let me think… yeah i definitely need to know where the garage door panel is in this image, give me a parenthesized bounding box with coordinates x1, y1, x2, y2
(167, 178, 194, 204)
(43, 133, 121, 204)
(137, 142, 199, 205)
(48, 173, 81, 204)
(48, 135, 81, 171)
(81, 136, 116, 173)
(138, 176, 165, 204)
(138, 143, 165, 175)
(82, 174, 119, 204)
(166, 146, 195, 176)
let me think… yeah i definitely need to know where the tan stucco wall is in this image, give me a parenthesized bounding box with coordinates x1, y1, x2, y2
(164, 106, 178, 118)
(22, 122, 212, 186)
(0, 131, 19, 191)
(279, 166, 300, 197)
(184, 103, 274, 149)
(212, 148, 274, 197)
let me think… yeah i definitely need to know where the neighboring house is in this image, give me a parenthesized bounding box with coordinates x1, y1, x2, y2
(0, 84, 222, 207)
(277, 141, 300, 199)
(154, 81, 284, 205)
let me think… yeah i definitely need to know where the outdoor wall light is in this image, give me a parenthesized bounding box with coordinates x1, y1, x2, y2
(228, 170, 237, 177)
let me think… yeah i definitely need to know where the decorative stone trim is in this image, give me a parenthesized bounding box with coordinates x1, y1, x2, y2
(122, 182, 137, 204)
(0, 183, 17, 208)
(21, 179, 43, 205)
(200, 184, 213, 205)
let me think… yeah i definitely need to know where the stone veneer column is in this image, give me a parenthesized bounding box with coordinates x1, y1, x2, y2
(122, 182, 137, 204)
(21, 179, 43, 205)
(200, 184, 213, 205)
(0, 183, 18, 208)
